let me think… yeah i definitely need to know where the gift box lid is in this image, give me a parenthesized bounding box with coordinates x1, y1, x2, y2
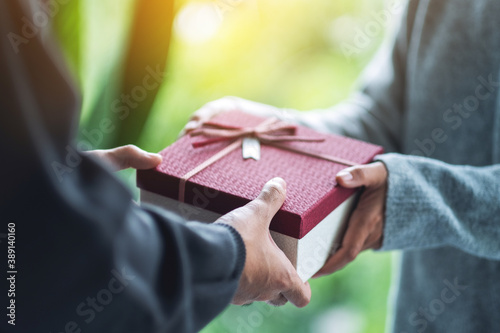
(137, 111, 383, 239)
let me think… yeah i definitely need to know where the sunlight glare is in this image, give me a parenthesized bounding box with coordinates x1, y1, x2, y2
(174, 2, 222, 45)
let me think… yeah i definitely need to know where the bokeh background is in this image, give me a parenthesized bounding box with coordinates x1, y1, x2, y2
(53, 0, 404, 332)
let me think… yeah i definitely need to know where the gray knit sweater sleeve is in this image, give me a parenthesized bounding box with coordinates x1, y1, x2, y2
(376, 153, 500, 259)
(239, 1, 500, 331)
(236, 1, 500, 260)
(290, 0, 500, 259)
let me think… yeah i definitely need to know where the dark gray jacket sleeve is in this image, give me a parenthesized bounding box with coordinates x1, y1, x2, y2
(0, 1, 244, 332)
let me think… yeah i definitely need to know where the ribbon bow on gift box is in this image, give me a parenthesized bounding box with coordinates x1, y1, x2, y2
(179, 116, 359, 202)
(190, 117, 326, 161)
(190, 117, 324, 149)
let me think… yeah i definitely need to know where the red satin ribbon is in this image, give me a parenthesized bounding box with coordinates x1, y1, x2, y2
(178, 117, 359, 202)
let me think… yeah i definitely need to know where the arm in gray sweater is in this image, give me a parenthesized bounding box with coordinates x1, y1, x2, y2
(211, 0, 500, 260)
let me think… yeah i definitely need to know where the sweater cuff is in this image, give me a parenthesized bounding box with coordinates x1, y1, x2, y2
(214, 223, 246, 280)
(375, 153, 424, 251)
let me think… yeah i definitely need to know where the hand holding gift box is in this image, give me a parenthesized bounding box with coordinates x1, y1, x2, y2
(313, 161, 388, 277)
(137, 111, 383, 281)
(86, 144, 311, 307)
(216, 177, 311, 307)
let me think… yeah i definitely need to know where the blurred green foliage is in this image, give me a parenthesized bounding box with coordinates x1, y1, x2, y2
(54, 0, 401, 332)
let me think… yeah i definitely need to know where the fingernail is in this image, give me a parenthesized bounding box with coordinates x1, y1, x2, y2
(337, 171, 353, 182)
(149, 153, 162, 161)
(185, 120, 199, 130)
(270, 177, 286, 191)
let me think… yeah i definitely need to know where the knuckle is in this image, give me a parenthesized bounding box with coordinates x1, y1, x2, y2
(271, 269, 292, 292)
(262, 183, 286, 202)
(372, 213, 383, 225)
(281, 268, 296, 290)
(351, 167, 366, 181)
(268, 298, 288, 307)
(296, 290, 311, 308)
(276, 277, 290, 292)
(124, 144, 138, 154)
(346, 247, 360, 262)
(302, 295, 311, 307)
(363, 212, 383, 229)
(121, 145, 140, 166)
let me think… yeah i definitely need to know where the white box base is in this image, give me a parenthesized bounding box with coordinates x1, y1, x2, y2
(140, 190, 357, 281)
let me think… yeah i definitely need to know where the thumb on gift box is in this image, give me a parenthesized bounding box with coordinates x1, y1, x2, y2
(251, 177, 287, 227)
(336, 162, 386, 188)
(219, 177, 311, 308)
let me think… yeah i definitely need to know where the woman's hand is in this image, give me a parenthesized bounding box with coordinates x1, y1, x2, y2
(314, 162, 388, 277)
(180, 96, 284, 137)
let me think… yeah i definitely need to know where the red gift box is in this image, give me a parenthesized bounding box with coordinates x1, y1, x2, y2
(137, 111, 383, 280)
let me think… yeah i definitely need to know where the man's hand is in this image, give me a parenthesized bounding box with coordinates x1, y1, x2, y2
(216, 178, 311, 308)
(314, 162, 388, 278)
(86, 145, 162, 171)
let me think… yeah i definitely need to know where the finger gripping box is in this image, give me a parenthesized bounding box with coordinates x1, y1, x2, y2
(137, 111, 383, 281)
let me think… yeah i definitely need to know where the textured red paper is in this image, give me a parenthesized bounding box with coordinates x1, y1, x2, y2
(137, 111, 383, 239)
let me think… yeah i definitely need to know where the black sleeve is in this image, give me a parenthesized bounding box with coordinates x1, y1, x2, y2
(0, 2, 245, 333)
